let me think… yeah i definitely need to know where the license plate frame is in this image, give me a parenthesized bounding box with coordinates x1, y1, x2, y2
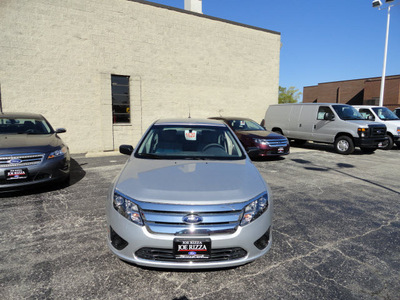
(278, 147, 285, 153)
(173, 238, 211, 259)
(5, 169, 28, 180)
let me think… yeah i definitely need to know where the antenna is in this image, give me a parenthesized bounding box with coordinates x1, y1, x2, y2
(188, 104, 191, 118)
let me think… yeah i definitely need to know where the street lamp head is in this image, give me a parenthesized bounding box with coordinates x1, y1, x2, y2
(385, 0, 395, 3)
(372, 0, 382, 7)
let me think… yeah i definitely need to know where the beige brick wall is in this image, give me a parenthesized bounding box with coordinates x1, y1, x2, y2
(0, 0, 280, 153)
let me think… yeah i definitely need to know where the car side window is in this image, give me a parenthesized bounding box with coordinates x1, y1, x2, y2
(359, 109, 374, 120)
(317, 106, 333, 120)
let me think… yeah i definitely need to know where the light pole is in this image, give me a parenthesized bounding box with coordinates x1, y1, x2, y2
(372, 0, 398, 107)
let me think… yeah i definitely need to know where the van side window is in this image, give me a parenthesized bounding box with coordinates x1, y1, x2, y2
(359, 109, 374, 120)
(317, 106, 333, 120)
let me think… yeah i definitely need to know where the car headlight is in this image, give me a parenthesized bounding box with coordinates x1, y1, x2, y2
(357, 127, 369, 138)
(254, 138, 269, 145)
(240, 193, 269, 226)
(113, 192, 144, 226)
(48, 146, 68, 159)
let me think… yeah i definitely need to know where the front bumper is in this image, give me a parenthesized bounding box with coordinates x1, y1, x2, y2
(106, 199, 273, 269)
(250, 144, 290, 157)
(0, 154, 70, 191)
(354, 136, 388, 148)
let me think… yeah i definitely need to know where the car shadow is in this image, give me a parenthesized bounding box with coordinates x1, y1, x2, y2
(290, 142, 380, 155)
(0, 158, 86, 197)
(250, 156, 286, 162)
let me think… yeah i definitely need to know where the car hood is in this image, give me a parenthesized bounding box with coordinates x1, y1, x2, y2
(115, 158, 267, 205)
(345, 120, 386, 127)
(0, 134, 63, 155)
(236, 130, 284, 139)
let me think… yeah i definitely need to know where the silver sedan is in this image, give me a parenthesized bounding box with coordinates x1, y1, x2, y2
(106, 118, 273, 269)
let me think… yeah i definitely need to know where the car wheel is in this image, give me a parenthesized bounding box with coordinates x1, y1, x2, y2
(380, 135, 394, 150)
(334, 136, 354, 155)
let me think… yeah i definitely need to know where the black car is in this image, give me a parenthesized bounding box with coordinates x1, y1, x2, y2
(209, 117, 290, 157)
(0, 112, 70, 191)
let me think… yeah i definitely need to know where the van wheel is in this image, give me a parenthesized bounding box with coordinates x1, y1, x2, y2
(334, 136, 354, 155)
(380, 135, 394, 150)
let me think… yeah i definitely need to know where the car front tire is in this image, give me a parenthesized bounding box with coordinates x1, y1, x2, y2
(334, 136, 354, 155)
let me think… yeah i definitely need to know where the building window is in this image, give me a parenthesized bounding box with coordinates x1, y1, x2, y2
(111, 75, 130, 123)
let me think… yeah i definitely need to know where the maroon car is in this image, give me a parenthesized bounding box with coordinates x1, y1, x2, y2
(210, 117, 290, 157)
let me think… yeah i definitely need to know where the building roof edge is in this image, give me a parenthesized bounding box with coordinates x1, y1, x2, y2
(129, 0, 281, 36)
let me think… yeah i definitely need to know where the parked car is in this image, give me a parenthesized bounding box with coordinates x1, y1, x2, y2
(106, 118, 273, 269)
(263, 103, 387, 155)
(354, 105, 400, 150)
(393, 107, 400, 118)
(209, 117, 289, 158)
(0, 112, 70, 191)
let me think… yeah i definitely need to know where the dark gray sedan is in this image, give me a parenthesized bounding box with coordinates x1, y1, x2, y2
(0, 112, 70, 191)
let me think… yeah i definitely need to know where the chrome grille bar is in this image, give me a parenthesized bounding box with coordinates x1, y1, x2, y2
(0, 153, 45, 167)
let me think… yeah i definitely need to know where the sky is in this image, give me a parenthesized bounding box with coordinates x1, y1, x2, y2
(145, 0, 400, 100)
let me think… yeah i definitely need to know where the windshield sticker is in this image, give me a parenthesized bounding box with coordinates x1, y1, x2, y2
(185, 130, 197, 141)
(240, 121, 245, 126)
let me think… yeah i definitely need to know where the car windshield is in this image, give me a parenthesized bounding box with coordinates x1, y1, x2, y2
(229, 119, 265, 131)
(135, 124, 246, 160)
(332, 105, 364, 120)
(0, 117, 53, 134)
(372, 107, 400, 121)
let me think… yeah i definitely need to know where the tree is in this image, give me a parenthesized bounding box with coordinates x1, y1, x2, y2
(279, 86, 302, 104)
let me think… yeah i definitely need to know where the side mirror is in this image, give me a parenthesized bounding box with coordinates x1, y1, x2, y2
(368, 115, 375, 121)
(119, 144, 134, 156)
(324, 112, 334, 121)
(56, 128, 66, 134)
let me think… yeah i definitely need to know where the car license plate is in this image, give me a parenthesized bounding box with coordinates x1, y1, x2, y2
(5, 169, 28, 180)
(173, 238, 211, 259)
(278, 147, 284, 153)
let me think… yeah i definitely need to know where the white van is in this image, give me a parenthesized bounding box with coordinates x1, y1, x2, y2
(263, 103, 387, 155)
(353, 105, 400, 150)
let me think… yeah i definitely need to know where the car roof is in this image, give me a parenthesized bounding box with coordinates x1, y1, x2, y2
(154, 118, 226, 127)
(209, 116, 254, 121)
(0, 112, 44, 119)
(353, 105, 381, 108)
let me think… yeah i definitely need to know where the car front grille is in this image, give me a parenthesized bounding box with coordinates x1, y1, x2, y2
(126, 197, 256, 236)
(370, 125, 386, 137)
(135, 247, 247, 262)
(267, 138, 288, 147)
(0, 153, 45, 168)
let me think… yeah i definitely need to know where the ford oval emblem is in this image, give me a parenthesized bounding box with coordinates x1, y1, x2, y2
(9, 158, 22, 164)
(182, 214, 203, 225)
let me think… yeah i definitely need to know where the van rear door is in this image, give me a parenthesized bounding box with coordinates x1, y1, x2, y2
(289, 105, 314, 140)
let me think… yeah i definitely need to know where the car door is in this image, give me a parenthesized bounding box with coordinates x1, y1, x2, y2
(312, 106, 336, 143)
(358, 108, 375, 121)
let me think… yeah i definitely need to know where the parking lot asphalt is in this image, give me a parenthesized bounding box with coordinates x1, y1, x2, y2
(1, 144, 399, 300)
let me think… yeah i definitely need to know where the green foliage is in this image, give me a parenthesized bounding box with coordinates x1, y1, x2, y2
(279, 86, 302, 104)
